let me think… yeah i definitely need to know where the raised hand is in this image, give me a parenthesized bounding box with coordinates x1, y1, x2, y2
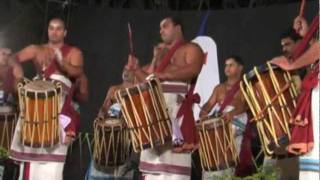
(293, 16, 309, 37)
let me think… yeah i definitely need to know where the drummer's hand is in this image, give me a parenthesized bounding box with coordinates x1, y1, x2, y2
(293, 16, 309, 37)
(155, 72, 171, 81)
(270, 56, 292, 71)
(64, 132, 75, 145)
(199, 110, 208, 119)
(222, 112, 234, 122)
(125, 54, 138, 70)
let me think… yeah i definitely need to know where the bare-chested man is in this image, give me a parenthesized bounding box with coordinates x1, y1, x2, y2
(9, 17, 88, 180)
(199, 56, 247, 176)
(0, 48, 23, 106)
(127, 17, 204, 180)
(199, 56, 246, 120)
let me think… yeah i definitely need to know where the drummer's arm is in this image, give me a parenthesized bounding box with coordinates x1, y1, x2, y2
(12, 63, 24, 91)
(133, 65, 151, 82)
(61, 48, 84, 78)
(75, 73, 89, 103)
(199, 87, 218, 118)
(98, 84, 122, 118)
(223, 92, 248, 121)
(271, 42, 320, 71)
(289, 42, 320, 70)
(14, 45, 38, 62)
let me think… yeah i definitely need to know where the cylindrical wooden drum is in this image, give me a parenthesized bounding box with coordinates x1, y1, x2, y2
(18, 80, 61, 148)
(240, 63, 297, 155)
(115, 77, 171, 152)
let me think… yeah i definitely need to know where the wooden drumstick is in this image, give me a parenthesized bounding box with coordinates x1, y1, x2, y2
(299, 0, 306, 17)
(128, 22, 134, 55)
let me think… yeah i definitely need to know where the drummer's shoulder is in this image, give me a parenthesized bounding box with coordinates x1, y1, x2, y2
(67, 45, 83, 56)
(212, 84, 224, 93)
(21, 44, 42, 52)
(182, 42, 203, 52)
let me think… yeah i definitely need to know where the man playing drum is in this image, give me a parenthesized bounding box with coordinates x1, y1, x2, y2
(199, 56, 248, 177)
(0, 48, 23, 104)
(127, 16, 204, 180)
(271, 15, 319, 180)
(9, 17, 89, 180)
(0, 48, 23, 151)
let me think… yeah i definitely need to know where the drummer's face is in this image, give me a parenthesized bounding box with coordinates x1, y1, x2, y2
(48, 19, 66, 44)
(160, 18, 178, 44)
(281, 37, 296, 58)
(224, 58, 242, 78)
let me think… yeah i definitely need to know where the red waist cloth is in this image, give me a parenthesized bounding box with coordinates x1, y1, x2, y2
(288, 64, 319, 155)
(176, 84, 200, 145)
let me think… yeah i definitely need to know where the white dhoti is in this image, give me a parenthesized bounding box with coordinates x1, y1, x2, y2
(299, 85, 320, 179)
(139, 81, 192, 180)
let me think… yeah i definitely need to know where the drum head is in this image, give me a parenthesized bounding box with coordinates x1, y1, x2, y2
(117, 78, 157, 97)
(96, 118, 124, 128)
(245, 64, 278, 80)
(22, 80, 60, 98)
(197, 116, 224, 129)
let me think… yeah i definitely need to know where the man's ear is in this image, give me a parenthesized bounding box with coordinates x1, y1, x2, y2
(64, 30, 67, 37)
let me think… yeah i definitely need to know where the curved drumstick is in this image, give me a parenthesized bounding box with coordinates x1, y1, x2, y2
(299, 0, 306, 17)
(128, 22, 134, 55)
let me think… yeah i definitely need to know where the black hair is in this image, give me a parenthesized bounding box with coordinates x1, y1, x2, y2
(167, 16, 184, 35)
(280, 28, 300, 42)
(227, 55, 244, 66)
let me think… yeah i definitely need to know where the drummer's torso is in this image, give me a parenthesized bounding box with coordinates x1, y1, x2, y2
(32, 44, 74, 75)
(215, 83, 242, 105)
(163, 43, 199, 84)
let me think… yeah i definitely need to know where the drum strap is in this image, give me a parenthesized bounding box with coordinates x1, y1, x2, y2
(292, 15, 319, 60)
(219, 79, 241, 113)
(288, 63, 319, 155)
(155, 40, 184, 73)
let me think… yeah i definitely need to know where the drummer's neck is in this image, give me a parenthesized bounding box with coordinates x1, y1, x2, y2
(47, 41, 64, 49)
(226, 77, 240, 86)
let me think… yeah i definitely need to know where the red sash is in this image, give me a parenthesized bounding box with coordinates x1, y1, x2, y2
(287, 15, 319, 155)
(288, 64, 319, 154)
(43, 44, 72, 79)
(219, 79, 241, 113)
(156, 40, 184, 73)
(43, 44, 80, 135)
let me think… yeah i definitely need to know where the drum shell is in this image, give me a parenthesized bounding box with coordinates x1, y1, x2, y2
(116, 78, 171, 152)
(93, 118, 130, 171)
(196, 117, 238, 171)
(0, 108, 17, 151)
(18, 80, 61, 148)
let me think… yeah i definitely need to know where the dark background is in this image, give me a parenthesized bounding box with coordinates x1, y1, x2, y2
(0, 1, 317, 179)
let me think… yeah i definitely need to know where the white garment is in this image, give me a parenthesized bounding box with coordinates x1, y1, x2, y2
(10, 73, 75, 180)
(18, 162, 64, 180)
(299, 85, 320, 179)
(140, 81, 192, 180)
